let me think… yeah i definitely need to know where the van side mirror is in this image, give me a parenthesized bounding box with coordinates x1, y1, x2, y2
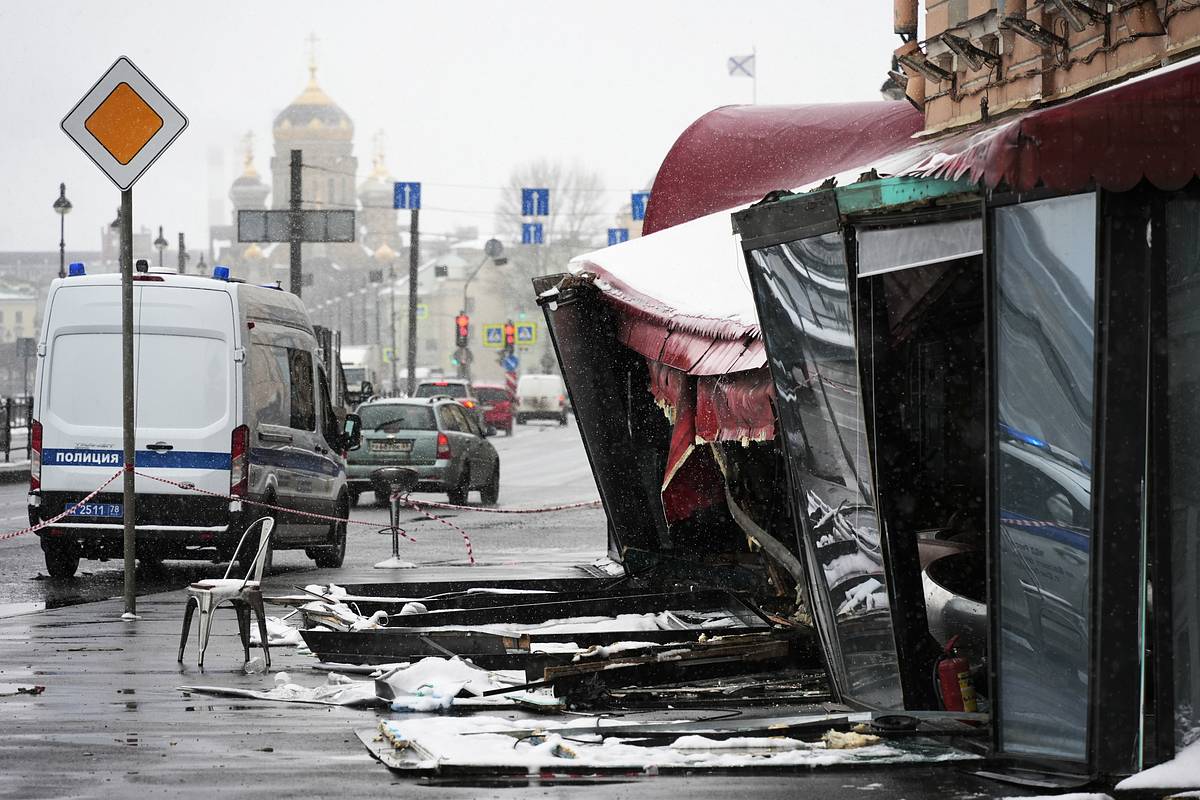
(342, 413, 362, 451)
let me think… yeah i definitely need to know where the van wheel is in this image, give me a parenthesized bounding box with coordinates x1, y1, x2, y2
(448, 467, 470, 505)
(41, 537, 79, 579)
(481, 464, 500, 506)
(559, 413, 568, 426)
(516, 414, 526, 425)
(311, 507, 347, 569)
(348, 489, 361, 507)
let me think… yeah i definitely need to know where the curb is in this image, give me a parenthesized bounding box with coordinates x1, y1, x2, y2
(0, 462, 30, 484)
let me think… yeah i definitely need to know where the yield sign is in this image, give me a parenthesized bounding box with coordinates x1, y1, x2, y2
(61, 56, 188, 190)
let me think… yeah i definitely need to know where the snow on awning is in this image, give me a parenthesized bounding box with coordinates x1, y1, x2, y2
(571, 206, 765, 383)
(642, 102, 924, 234)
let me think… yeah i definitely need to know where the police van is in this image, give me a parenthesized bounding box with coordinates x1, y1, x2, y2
(27, 264, 361, 578)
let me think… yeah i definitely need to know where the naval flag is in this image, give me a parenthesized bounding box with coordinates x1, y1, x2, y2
(727, 54, 756, 77)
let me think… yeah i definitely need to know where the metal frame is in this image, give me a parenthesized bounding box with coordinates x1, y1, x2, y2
(845, 205, 987, 711)
(533, 274, 673, 561)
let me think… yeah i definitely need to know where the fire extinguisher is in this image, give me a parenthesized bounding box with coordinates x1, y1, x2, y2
(935, 635, 978, 712)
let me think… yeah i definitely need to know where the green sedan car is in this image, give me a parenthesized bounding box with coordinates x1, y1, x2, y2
(347, 397, 500, 507)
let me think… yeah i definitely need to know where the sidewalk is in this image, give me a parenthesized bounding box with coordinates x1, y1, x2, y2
(0, 561, 591, 800)
(0, 560, 1036, 800)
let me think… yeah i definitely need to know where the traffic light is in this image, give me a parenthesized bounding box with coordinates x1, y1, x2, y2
(503, 320, 516, 348)
(455, 312, 470, 348)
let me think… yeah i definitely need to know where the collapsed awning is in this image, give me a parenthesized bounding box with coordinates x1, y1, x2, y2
(641, 102, 924, 234)
(569, 102, 926, 521)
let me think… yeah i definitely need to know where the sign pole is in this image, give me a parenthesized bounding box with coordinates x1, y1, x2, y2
(406, 208, 419, 396)
(289, 149, 303, 297)
(120, 187, 137, 616)
(390, 265, 398, 393)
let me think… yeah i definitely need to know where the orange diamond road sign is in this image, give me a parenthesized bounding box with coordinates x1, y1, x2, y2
(84, 83, 164, 165)
(61, 57, 187, 190)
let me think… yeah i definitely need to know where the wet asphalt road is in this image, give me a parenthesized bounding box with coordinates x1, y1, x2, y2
(0, 418, 605, 618)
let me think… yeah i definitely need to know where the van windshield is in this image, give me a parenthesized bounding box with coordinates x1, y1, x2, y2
(48, 333, 229, 429)
(518, 376, 561, 394)
(344, 367, 366, 383)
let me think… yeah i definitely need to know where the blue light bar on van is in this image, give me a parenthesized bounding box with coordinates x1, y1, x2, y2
(212, 265, 231, 281)
(1000, 422, 1047, 449)
(67, 262, 86, 277)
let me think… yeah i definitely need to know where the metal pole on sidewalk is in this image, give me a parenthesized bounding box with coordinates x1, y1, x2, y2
(390, 265, 398, 393)
(120, 188, 137, 616)
(406, 209, 419, 396)
(289, 149, 303, 298)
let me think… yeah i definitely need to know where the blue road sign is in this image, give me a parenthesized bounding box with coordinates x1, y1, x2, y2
(483, 324, 504, 348)
(501, 353, 519, 372)
(521, 187, 550, 216)
(515, 322, 537, 344)
(631, 192, 650, 221)
(393, 181, 421, 210)
(521, 222, 544, 245)
(607, 227, 630, 246)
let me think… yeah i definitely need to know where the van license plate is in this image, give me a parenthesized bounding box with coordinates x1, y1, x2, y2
(65, 502, 122, 518)
(370, 440, 412, 453)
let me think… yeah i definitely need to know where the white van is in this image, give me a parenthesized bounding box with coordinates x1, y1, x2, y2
(27, 266, 361, 578)
(515, 373, 568, 426)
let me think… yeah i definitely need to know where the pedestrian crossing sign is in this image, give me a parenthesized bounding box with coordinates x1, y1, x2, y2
(516, 322, 537, 345)
(483, 324, 504, 348)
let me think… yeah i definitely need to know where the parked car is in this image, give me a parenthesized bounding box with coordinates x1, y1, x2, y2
(347, 397, 500, 506)
(28, 266, 362, 577)
(472, 383, 514, 435)
(516, 373, 568, 426)
(413, 377, 494, 432)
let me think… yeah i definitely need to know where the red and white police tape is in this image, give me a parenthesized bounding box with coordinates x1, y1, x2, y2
(2, 468, 602, 569)
(392, 495, 476, 566)
(384, 494, 602, 567)
(0, 468, 124, 543)
(132, 471, 417, 542)
(391, 494, 602, 514)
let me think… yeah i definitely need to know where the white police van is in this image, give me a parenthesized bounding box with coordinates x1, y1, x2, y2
(27, 263, 361, 578)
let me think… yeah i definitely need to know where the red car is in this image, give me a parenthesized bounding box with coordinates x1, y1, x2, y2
(473, 383, 515, 436)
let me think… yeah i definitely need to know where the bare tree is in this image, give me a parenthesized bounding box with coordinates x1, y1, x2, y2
(494, 159, 609, 308)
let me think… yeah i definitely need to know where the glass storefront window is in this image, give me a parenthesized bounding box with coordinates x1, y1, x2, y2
(994, 193, 1096, 761)
(1162, 195, 1200, 750)
(747, 232, 902, 709)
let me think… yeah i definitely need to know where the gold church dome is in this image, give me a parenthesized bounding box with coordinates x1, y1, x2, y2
(273, 61, 353, 141)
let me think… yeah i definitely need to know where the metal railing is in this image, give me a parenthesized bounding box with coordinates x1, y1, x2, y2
(1, 396, 32, 463)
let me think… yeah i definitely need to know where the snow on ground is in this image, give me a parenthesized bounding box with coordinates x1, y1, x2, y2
(377, 714, 980, 771)
(180, 656, 526, 711)
(1116, 738, 1200, 790)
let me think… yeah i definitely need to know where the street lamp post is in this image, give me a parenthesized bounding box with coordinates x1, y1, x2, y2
(461, 239, 507, 312)
(459, 239, 506, 382)
(52, 183, 72, 279)
(153, 226, 168, 268)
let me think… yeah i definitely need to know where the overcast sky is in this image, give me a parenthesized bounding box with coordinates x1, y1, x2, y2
(0, 1, 898, 256)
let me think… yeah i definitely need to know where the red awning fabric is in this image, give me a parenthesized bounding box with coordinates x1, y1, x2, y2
(695, 370, 776, 444)
(642, 101, 924, 234)
(907, 56, 1200, 192)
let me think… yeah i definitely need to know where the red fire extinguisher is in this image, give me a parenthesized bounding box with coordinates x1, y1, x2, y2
(936, 635, 978, 712)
